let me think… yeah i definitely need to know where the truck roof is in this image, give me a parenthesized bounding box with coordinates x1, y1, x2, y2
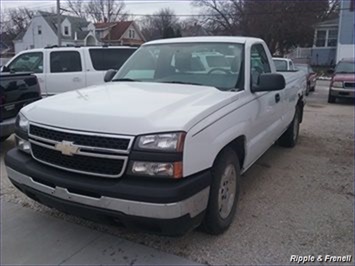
(144, 36, 264, 46)
(16, 46, 136, 53)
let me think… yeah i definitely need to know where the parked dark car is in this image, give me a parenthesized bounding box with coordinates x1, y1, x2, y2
(328, 58, 355, 103)
(0, 72, 41, 141)
(295, 63, 317, 95)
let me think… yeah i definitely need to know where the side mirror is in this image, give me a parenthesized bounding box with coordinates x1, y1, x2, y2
(327, 68, 334, 75)
(104, 69, 117, 82)
(1, 65, 10, 72)
(252, 73, 286, 92)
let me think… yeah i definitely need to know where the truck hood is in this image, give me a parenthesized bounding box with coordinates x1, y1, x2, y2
(22, 82, 235, 135)
(333, 73, 355, 82)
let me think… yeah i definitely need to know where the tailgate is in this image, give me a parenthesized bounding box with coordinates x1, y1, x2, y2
(0, 73, 41, 122)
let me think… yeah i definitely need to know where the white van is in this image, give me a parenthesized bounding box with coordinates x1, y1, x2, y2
(5, 46, 137, 96)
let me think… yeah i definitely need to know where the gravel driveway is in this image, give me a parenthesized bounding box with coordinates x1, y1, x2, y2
(1, 80, 353, 265)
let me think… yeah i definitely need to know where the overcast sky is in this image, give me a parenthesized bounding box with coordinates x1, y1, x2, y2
(0, 0, 198, 17)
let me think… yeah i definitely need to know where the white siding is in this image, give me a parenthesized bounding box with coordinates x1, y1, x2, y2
(337, 44, 355, 62)
(122, 24, 142, 40)
(61, 18, 72, 38)
(87, 23, 95, 32)
(14, 15, 57, 54)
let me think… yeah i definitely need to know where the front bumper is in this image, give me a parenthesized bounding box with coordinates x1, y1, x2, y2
(330, 87, 355, 98)
(0, 117, 16, 137)
(5, 148, 211, 235)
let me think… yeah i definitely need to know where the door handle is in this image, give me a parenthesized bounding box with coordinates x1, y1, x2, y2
(73, 77, 81, 82)
(275, 93, 280, 103)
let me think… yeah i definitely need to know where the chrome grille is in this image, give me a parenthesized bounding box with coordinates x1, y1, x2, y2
(30, 124, 130, 150)
(344, 82, 355, 89)
(28, 123, 133, 178)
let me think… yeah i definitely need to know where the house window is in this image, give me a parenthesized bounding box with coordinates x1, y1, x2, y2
(64, 26, 69, 36)
(350, 0, 354, 12)
(315, 30, 326, 47)
(37, 26, 42, 35)
(327, 29, 338, 47)
(129, 30, 135, 39)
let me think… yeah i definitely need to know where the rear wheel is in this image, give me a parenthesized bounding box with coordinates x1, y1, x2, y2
(278, 106, 301, 148)
(203, 147, 240, 235)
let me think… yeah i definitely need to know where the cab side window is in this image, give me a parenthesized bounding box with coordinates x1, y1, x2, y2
(250, 44, 271, 87)
(50, 51, 82, 73)
(8, 52, 43, 73)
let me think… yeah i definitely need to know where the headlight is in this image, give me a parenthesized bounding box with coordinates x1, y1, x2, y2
(16, 112, 29, 132)
(135, 132, 186, 152)
(332, 81, 343, 88)
(130, 161, 183, 179)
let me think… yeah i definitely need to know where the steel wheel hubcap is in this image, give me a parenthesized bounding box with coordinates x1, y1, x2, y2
(218, 164, 237, 219)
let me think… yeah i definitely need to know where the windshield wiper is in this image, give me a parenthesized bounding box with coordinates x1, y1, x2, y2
(159, 80, 205, 86)
(335, 71, 354, 74)
(111, 78, 141, 82)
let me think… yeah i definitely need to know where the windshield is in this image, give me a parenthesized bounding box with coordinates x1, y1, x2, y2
(335, 61, 355, 74)
(113, 43, 244, 90)
(273, 59, 287, 71)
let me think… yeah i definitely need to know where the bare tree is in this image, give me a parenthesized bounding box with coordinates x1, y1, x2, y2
(193, 0, 333, 55)
(140, 8, 181, 41)
(192, 0, 245, 36)
(1, 7, 34, 37)
(84, 0, 128, 23)
(66, 0, 86, 18)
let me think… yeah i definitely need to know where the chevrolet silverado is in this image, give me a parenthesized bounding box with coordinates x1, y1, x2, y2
(5, 37, 306, 235)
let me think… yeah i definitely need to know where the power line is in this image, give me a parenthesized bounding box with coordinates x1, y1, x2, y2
(64, 7, 348, 17)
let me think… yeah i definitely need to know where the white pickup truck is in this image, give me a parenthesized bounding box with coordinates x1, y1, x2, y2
(3, 46, 136, 96)
(273, 57, 296, 71)
(5, 37, 306, 236)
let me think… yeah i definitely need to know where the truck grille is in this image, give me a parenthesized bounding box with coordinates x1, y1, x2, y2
(30, 125, 130, 150)
(31, 144, 125, 177)
(28, 124, 133, 178)
(344, 82, 355, 89)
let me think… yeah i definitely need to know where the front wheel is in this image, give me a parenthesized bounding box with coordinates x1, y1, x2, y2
(328, 94, 336, 103)
(0, 136, 10, 142)
(278, 106, 301, 148)
(203, 147, 240, 235)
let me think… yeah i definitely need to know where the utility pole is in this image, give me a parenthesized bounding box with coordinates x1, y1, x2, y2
(57, 0, 61, 46)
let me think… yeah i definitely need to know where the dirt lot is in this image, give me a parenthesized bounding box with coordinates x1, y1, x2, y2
(1, 80, 354, 265)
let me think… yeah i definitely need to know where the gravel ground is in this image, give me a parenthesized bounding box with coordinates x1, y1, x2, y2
(1, 80, 354, 265)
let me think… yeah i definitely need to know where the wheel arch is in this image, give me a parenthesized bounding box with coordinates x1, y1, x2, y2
(213, 135, 246, 171)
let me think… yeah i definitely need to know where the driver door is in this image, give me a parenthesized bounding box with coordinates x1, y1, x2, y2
(7, 52, 46, 94)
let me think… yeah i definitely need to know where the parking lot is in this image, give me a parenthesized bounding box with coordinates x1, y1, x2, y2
(1, 80, 353, 265)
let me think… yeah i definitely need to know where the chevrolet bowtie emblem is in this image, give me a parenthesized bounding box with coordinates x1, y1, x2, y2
(55, 141, 79, 156)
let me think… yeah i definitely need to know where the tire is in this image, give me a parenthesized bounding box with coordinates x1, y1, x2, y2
(0, 136, 10, 142)
(278, 106, 301, 148)
(310, 85, 315, 92)
(328, 94, 336, 103)
(305, 85, 310, 96)
(203, 147, 240, 235)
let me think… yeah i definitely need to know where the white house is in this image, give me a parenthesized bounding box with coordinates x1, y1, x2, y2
(14, 11, 98, 54)
(336, 0, 354, 62)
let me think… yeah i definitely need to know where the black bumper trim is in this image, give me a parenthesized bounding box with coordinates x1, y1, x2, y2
(5, 148, 211, 204)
